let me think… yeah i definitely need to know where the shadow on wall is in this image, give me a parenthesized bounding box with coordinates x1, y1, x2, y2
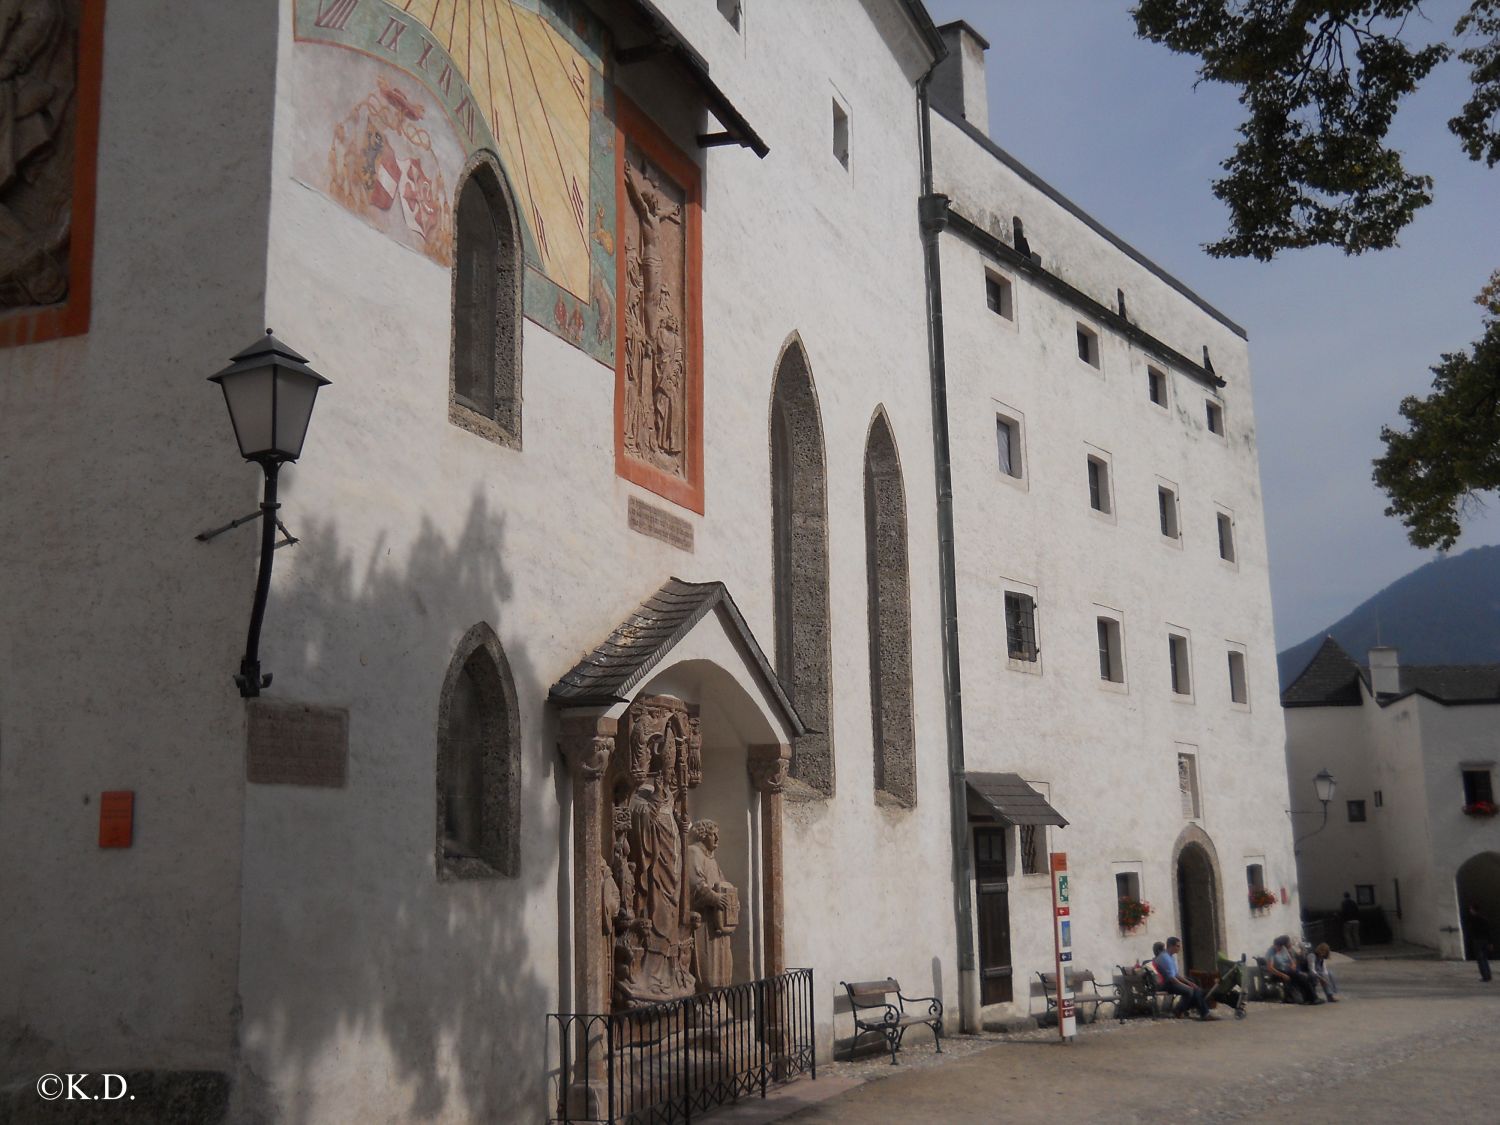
(230, 489, 557, 1125)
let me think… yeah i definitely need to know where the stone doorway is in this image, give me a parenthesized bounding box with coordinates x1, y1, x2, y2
(1455, 852, 1500, 960)
(1171, 826, 1226, 974)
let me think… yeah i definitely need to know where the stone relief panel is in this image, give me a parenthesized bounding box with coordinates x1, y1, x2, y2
(0, 0, 79, 321)
(601, 693, 744, 1010)
(614, 96, 703, 513)
(620, 143, 686, 477)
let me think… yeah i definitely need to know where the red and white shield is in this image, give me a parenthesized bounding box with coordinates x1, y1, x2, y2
(369, 144, 401, 211)
(399, 158, 441, 243)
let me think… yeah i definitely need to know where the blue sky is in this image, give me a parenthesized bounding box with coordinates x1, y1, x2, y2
(922, 0, 1500, 650)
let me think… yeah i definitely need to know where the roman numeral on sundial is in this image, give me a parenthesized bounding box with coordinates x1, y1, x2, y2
(455, 95, 476, 140)
(532, 202, 550, 259)
(313, 0, 359, 31)
(376, 16, 406, 51)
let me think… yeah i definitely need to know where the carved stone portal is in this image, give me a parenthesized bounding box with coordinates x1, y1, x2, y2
(0, 0, 77, 313)
(620, 142, 687, 479)
(605, 693, 733, 1010)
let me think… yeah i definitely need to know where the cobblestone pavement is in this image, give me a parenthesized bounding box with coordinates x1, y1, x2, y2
(768, 957, 1500, 1123)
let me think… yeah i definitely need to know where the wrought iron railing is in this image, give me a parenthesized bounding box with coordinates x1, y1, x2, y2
(547, 967, 815, 1124)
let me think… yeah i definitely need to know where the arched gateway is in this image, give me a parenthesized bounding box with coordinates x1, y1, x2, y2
(1455, 852, 1500, 960)
(549, 579, 808, 1117)
(1170, 824, 1228, 973)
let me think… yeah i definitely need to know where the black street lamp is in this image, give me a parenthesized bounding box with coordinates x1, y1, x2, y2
(1293, 769, 1338, 855)
(208, 331, 330, 697)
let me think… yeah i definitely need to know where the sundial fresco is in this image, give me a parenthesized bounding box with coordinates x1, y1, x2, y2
(293, 0, 617, 362)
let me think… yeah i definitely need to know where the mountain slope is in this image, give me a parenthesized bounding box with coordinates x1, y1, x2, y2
(1278, 545, 1500, 690)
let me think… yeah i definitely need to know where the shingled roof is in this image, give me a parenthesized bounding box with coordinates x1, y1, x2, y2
(966, 772, 1069, 827)
(1282, 637, 1500, 707)
(1282, 637, 1366, 707)
(548, 578, 807, 735)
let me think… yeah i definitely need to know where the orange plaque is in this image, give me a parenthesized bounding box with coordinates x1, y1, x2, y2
(1050, 852, 1068, 872)
(98, 790, 133, 848)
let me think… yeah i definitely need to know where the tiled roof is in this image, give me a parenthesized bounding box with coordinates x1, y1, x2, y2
(1281, 637, 1366, 707)
(967, 772, 1068, 827)
(1282, 636, 1500, 707)
(548, 577, 807, 735)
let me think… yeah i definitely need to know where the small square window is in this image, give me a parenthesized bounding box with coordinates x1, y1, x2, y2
(1076, 323, 1100, 368)
(1158, 486, 1180, 539)
(1087, 455, 1112, 514)
(1178, 752, 1201, 818)
(1116, 871, 1141, 901)
(1206, 400, 1225, 435)
(1246, 863, 1264, 892)
(1217, 511, 1236, 562)
(1347, 799, 1367, 823)
(1355, 884, 1376, 906)
(1463, 769, 1494, 806)
(832, 99, 849, 169)
(1228, 649, 1248, 704)
(717, 0, 742, 31)
(985, 271, 1013, 320)
(996, 414, 1022, 478)
(1097, 617, 1123, 683)
(1169, 633, 1191, 696)
(1147, 366, 1167, 407)
(1005, 592, 1038, 662)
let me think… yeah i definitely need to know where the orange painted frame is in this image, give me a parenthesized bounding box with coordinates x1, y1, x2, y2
(0, 0, 106, 350)
(614, 94, 705, 515)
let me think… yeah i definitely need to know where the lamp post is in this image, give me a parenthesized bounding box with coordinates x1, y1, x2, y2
(1293, 769, 1338, 855)
(208, 331, 329, 697)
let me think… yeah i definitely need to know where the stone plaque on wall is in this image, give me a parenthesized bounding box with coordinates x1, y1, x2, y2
(247, 699, 349, 788)
(627, 495, 694, 551)
(614, 95, 703, 514)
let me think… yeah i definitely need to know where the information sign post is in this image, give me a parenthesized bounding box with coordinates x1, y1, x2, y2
(1050, 851, 1077, 1041)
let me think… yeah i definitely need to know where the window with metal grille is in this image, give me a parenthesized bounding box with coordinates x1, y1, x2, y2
(452, 162, 522, 446)
(1005, 592, 1038, 662)
(985, 272, 1013, 319)
(1347, 799, 1367, 823)
(1020, 824, 1044, 874)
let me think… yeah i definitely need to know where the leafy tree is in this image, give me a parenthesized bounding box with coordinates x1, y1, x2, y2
(1133, 1, 1500, 546)
(1372, 273, 1500, 549)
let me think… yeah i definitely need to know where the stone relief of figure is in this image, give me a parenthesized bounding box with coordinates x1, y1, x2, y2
(0, 0, 76, 311)
(686, 820, 739, 991)
(621, 148, 685, 476)
(607, 695, 703, 1010)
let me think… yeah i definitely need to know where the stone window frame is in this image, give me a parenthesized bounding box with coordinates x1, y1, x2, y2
(1168, 627, 1194, 700)
(1177, 748, 1202, 819)
(1216, 505, 1238, 566)
(984, 265, 1015, 322)
(831, 89, 851, 171)
(448, 151, 524, 450)
(1146, 364, 1170, 410)
(1226, 642, 1250, 708)
(864, 407, 916, 809)
(436, 622, 522, 880)
(769, 333, 835, 798)
(1157, 479, 1182, 544)
(1075, 320, 1101, 370)
(994, 401, 1027, 488)
(1206, 398, 1226, 436)
(1096, 606, 1126, 691)
(1085, 443, 1115, 521)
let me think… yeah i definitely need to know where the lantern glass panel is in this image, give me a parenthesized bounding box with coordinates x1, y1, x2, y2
(220, 366, 276, 460)
(274, 367, 322, 461)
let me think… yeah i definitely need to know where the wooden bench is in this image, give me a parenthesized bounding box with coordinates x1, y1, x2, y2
(839, 978, 943, 1064)
(1035, 969, 1119, 1024)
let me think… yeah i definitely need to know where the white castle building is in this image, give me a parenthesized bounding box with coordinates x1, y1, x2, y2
(0, 2, 1295, 1121)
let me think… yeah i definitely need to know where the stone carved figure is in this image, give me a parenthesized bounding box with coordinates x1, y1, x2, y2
(621, 147, 686, 476)
(607, 694, 703, 1009)
(686, 820, 739, 991)
(0, 0, 76, 312)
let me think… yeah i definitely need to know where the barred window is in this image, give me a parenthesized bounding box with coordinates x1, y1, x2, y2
(1005, 592, 1037, 662)
(1019, 824, 1044, 875)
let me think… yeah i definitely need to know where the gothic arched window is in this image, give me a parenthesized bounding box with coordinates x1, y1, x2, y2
(437, 623, 521, 878)
(451, 155, 522, 448)
(864, 410, 915, 807)
(770, 337, 834, 796)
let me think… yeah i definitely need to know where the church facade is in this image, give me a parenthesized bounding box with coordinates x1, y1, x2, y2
(0, 2, 1295, 1122)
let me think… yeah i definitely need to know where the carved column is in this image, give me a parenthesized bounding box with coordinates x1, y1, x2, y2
(748, 744, 790, 977)
(559, 712, 618, 1116)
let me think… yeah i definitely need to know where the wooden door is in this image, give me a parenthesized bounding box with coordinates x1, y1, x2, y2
(975, 826, 1013, 1004)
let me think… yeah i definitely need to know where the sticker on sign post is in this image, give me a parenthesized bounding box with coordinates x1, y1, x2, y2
(1050, 851, 1076, 1040)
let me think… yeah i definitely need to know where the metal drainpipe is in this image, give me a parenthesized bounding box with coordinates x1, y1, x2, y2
(916, 75, 979, 1034)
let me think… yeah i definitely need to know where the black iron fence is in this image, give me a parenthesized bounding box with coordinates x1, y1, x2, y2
(547, 967, 816, 1124)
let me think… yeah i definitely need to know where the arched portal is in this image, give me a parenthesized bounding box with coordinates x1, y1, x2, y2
(1171, 825, 1227, 973)
(1455, 852, 1500, 960)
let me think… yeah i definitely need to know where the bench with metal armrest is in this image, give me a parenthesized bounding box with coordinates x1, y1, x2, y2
(838, 978, 944, 1064)
(1035, 969, 1120, 1024)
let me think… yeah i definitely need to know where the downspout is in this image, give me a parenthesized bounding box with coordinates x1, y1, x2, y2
(916, 76, 979, 1033)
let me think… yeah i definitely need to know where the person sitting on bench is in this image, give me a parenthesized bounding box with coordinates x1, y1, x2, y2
(1266, 935, 1321, 1004)
(1154, 936, 1216, 1021)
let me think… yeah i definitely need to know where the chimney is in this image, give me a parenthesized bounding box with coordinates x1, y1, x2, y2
(932, 21, 991, 136)
(1368, 646, 1400, 696)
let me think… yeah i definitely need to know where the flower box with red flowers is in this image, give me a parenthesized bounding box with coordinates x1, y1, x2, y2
(1249, 887, 1278, 909)
(1463, 800, 1499, 818)
(1118, 896, 1151, 931)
